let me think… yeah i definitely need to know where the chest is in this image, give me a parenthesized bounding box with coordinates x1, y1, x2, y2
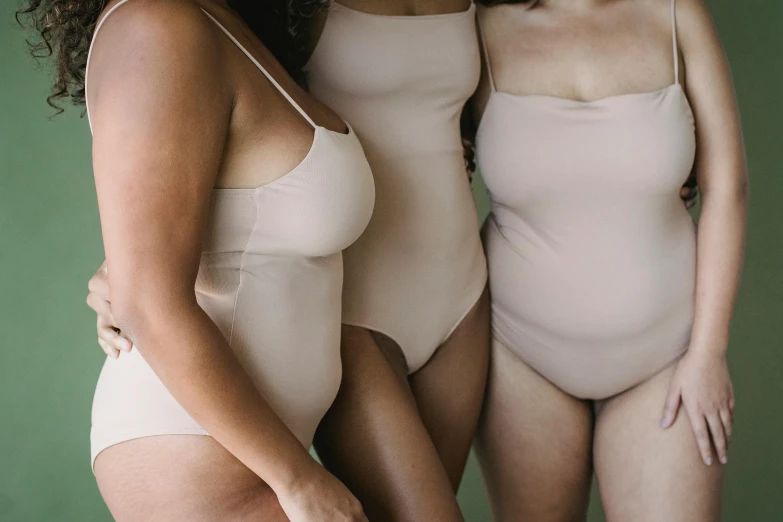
(483, 6, 677, 102)
(476, 87, 696, 204)
(307, 2, 480, 99)
(334, 0, 471, 16)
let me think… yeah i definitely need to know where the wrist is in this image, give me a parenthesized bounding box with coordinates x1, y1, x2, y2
(688, 323, 730, 356)
(267, 450, 318, 496)
(688, 338, 729, 358)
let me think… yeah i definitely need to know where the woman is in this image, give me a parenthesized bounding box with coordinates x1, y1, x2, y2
(85, 1, 489, 520)
(18, 0, 375, 520)
(472, 0, 746, 520)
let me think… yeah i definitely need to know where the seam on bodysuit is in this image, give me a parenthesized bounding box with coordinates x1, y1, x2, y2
(227, 197, 259, 346)
(440, 275, 487, 347)
(343, 258, 488, 375)
(340, 319, 416, 374)
(90, 427, 211, 473)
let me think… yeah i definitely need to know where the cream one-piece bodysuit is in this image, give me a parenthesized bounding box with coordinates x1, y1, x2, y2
(477, 0, 697, 399)
(306, 1, 488, 373)
(88, 0, 375, 465)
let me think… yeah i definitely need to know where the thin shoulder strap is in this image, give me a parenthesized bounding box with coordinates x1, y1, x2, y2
(671, 0, 679, 84)
(199, 9, 317, 128)
(84, 0, 133, 132)
(476, 15, 496, 92)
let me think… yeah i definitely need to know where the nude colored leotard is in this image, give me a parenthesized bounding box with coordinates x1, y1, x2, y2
(477, 0, 696, 399)
(305, 1, 487, 373)
(88, 0, 375, 465)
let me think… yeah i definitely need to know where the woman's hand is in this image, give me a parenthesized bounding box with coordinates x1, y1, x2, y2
(661, 350, 735, 466)
(680, 171, 699, 209)
(86, 262, 132, 359)
(277, 461, 368, 522)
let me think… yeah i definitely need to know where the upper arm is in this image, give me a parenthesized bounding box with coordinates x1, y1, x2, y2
(88, 1, 234, 326)
(677, 0, 747, 194)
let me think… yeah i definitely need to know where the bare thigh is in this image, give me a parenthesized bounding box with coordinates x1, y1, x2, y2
(409, 285, 490, 490)
(594, 362, 724, 522)
(313, 325, 464, 522)
(94, 435, 287, 522)
(475, 337, 593, 522)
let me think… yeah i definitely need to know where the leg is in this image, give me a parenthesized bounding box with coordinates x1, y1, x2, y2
(313, 325, 464, 522)
(594, 363, 724, 522)
(94, 435, 287, 522)
(475, 338, 593, 522)
(409, 286, 491, 490)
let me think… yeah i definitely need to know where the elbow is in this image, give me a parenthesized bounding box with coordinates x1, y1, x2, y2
(700, 174, 749, 205)
(110, 290, 158, 345)
(111, 285, 192, 345)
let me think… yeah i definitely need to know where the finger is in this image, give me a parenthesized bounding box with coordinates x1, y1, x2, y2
(706, 412, 728, 464)
(98, 338, 119, 360)
(86, 293, 116, 325)
(720, 408, 733, 443)
(88, 268, 111, 298)
(660, 384, 681, 428)
(680, 188, 697, 207)
(687, 411, 714, 466)
(98, 319, 132, 353)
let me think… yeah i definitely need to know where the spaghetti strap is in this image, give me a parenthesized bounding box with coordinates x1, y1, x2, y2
(671, 0, 679, 85)
(199, 9, 317, 128)
(476, 17, 496, 92)
(84, 0, 133, 131)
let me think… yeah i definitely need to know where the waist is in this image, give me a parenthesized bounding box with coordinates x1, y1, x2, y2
(195, 253, 343, 327)
(486, 217, 696, 341)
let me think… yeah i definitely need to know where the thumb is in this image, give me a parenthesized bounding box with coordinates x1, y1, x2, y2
(661, 383, 682, 429)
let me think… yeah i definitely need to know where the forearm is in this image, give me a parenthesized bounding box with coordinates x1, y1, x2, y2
(116, 299, 314, 492)
(690, 187, 747, 355)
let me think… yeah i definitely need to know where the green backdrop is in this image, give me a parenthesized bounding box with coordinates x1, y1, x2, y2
(1, 0, 780, 520)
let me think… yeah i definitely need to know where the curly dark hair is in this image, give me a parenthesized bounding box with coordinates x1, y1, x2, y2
(15, 0, 328, 113)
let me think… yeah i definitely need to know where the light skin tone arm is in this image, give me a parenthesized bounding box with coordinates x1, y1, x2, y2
(88, 4, 364, 520)
(660, 0, 748, 466)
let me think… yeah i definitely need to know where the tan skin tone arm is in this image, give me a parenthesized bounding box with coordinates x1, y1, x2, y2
(660, 0, 748, 465)
(88, 4, 365, 519)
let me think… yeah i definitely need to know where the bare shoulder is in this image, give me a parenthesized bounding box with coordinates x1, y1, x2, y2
(671, 0, 724, 61)
(90, 0, 225, 79)
(672, 0, 715, 25)
(87, 0, 233, 133)
(636, 0, 721, 57)
(96, 0, 217, 37)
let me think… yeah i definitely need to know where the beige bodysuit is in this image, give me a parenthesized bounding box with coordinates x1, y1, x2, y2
(477, 0, 697, 399)
(88, 0, 375, 465)
(305, 1, 487, 373)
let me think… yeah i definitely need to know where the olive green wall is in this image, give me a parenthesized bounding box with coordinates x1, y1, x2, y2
(1, 0, 780, 520)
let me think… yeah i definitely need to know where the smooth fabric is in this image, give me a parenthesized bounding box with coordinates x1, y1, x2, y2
(305, 1, 487, 373)
(88, 0, 375, 465)
(476, 0, 697, 399)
